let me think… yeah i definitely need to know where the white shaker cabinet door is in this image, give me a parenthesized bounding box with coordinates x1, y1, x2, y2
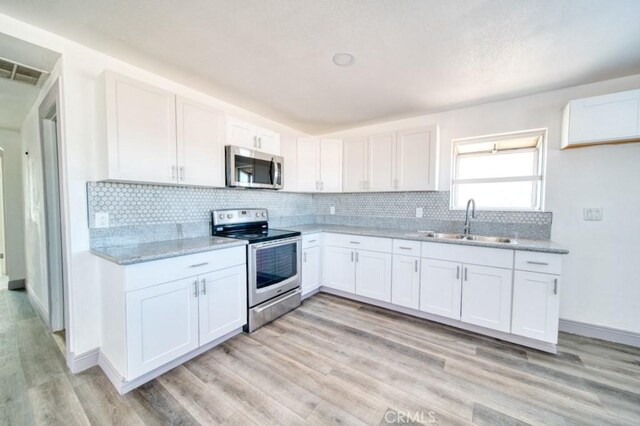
(256, 127, 281, 155)
(391, 255, 420, 309)
(367, 132, 396, 191)
(343, 136, 368, 192)
(320, 139, 343, 192)
(296, 138, 320, 192)
(126, 277, 199, 379)
(323, 246, 356, 293)
(302, 245, 322, 295)
(420, 258, 462, 320)
(512, 271, 560, 344)
(355, 250, 392, 302)
(461, 265, 513, 333)
(396, 126, 438, 191)
(198, 265, 247, 346)
(226, 117, 258, 149)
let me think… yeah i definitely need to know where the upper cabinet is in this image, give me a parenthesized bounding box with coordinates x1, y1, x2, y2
(342, 125, 439, 192)
(226, 117, 281, 155)
(100, 71, 224, 186)
(296, 138, 343, 192)
(562, 88, 640, 149)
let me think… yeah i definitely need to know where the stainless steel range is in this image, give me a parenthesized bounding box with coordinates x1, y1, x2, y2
(212, 209, 302, 332)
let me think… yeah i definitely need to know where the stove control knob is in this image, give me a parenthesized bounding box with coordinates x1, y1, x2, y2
(227, 214, 233, 219)
(261, 212, 267, 217)
(218, 214, 224, 219)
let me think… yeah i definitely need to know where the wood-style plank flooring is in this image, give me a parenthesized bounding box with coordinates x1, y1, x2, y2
(1, 287, 640, 425)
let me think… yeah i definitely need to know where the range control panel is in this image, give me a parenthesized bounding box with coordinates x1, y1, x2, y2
(212, 208, 268, 226)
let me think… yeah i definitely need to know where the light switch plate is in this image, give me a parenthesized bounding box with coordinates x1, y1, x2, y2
(416, 207, 424, 218)
(94, 212, 110, 228)
(330, 206, 335, 215)
(583, 208, 603, 221)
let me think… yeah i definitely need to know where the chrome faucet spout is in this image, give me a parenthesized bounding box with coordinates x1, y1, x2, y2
(463, 199, 476, 235)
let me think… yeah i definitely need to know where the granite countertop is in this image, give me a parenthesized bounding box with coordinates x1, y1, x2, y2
(91, 236, 248, 265)
(285, 224, 569, 254)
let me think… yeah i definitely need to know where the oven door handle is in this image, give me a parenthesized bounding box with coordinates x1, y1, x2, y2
(251, 236, 302, 250)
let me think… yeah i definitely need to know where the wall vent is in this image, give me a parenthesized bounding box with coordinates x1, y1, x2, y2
(0, 57, 48, 86)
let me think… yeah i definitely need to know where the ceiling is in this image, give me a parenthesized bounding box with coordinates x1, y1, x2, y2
(0, 32, 60, 130)
(0, 1, 639, 134)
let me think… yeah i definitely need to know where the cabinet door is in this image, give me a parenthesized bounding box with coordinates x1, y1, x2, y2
(320, 139, 343, 192)
(126, 277, 199, 378)
(512, 271, 560, 343)
(199, 265, 247, 346)
(296, 138, 320, 192)
(176, 97, 224, 186)
(279, 136, 298, 191)
(106, 72, 177, 183)
(226, 117, 257, 149)
(367, 133, 396, 191)
(256, 127, 281, 155)
(461, 265, 513, 332)
(392, 255, 420, 309)
(396, 126, 438, 191)
(355, 250, 392, 302)
(569, 89, 640, 144)
(343, 137, 368, 192)
(420, 258, 462, 319)
(302, 246, 321, 295)
(323, 246, 355, 293)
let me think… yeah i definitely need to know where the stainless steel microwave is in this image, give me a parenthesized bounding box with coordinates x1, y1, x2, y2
(225, 145, 284, 189)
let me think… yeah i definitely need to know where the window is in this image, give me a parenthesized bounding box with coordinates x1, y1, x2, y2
(451, 129, 546, 211)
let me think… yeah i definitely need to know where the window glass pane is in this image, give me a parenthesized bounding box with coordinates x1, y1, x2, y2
(454, 181, 538, 210)
(457, 151, 536, 180)
(255, 244, 297, 289)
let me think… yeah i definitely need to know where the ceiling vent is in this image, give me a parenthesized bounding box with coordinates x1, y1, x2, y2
(0, 57, 48, 86)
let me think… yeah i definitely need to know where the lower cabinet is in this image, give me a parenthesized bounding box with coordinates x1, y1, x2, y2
(355, 250, 392, 302)
(460, 265, 513, 333)
(302, 245, 322, 295)
(420, 258, 462, 319)
(323, 246, 356, 292)
(392, 254, 420, 309)
(511, 271, 560, 343)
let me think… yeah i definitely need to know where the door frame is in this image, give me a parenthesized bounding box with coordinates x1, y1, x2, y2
(0, 150, 6, 276)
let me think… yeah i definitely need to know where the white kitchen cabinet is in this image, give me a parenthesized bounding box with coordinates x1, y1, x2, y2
(367, 132, 396, 191)
(512, 271, 560, 343)
(226, 117, 281, 154)
(342, 136, 368, 192)
(198, 265, 247, 346)
(562, 88, 640, 149)
(104, 71, 177, 183)
(392, 254, 420, 309)
(296, 138, 343, 192)
(461, 265, 513, 333)
(420, 258, 462, 319)
(396, 127, 439, 191)
(302, 245, 322, 295)
(355, 250, 392, 302)
(323, 246, 356, 292)
(126, 277, 199, 378)
(176, 97, 224, 186)
(279, 136, 298, 191)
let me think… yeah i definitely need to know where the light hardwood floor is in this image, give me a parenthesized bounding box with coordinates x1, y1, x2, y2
(1, 287, 639, 425)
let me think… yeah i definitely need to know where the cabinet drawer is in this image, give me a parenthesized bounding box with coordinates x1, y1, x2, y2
(302, 233, 322, 248)
(514, 251, 562, 275)
(421, 242, 513, 269)
(124, 246, 246, 292)
(393, 239, 421, 256)
(324, 233, 392, 253)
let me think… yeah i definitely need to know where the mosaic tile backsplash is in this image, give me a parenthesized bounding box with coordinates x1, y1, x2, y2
(87, 182, 553, 247)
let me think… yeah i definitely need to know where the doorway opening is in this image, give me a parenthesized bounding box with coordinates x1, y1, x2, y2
(0, 150, 6, 281)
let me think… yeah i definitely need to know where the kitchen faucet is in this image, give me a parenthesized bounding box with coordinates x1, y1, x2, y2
(463, 198, 476, 235)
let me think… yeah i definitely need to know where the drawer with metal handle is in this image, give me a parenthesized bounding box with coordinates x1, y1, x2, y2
(515, 251, 562, 275)
(246, 288, 301, 333)
(392, 239, 421, 256)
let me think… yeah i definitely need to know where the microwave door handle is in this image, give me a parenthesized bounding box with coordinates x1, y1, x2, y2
(269, 158, 276, 185)
(273, 160, 281, 186)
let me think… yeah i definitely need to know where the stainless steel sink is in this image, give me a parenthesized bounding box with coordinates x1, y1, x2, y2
(417, 231, 516, 244)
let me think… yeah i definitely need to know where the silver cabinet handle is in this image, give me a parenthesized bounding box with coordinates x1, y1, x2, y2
(414, 259, 418, 272)
(193, 280, 199, 298)
(308, 239, 317, 243)
(258, 137, 262, 149)
(399, 246, 412, 250)
(201, 278, 207, 295)
(315, 181, 319, 191)
(349, 241, 361, 245)
(553, 278, 558, 295)
(351, 251, 354, 262)
(171, 165, 177, 180)
(320, 181, 324, 191)
(253, 135, 258, 148)
(527, 261, 549, 266)
(179, 166, 185, 181)
(303, 252, 307, 262)
(456, 266, 460, 280)
(464, 267, 468, 282)
(190, 262, 209, 268)
(355, 251, 359, 263)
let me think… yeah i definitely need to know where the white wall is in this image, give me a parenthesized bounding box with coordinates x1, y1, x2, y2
(0, 129, 26, 282)
(324, 74, 640, 334)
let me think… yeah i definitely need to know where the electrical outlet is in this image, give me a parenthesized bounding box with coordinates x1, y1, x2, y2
(330, 206, 336, 215)
(94, 212, 110, 228)
(416, 207, 424, 218)
(583, 208, 603, 221)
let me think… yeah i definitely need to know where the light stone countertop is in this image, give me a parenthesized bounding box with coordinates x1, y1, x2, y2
(91, 236, 248, 265)
(285, 224, 569, 254)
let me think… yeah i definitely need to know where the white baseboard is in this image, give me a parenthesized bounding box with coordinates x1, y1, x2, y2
(27, 290, 49, 327)
(302, 287, 321, 300)
(319, 287, 558, 354)
(559, 319, 640, 348)
(68, 348, 100, 373)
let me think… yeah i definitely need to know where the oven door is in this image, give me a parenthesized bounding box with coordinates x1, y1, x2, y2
(248, 237, 301, 307)
(226, 145, 283, 189)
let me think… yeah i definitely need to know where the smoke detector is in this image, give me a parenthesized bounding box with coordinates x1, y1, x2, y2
(0, 57, 48, 86)
(332, 52, 355, 67)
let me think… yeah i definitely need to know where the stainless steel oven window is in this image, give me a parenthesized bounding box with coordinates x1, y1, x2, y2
(255, 242, 297, 289)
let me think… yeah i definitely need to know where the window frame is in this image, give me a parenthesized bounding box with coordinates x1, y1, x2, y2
(450, 129, 547, 212)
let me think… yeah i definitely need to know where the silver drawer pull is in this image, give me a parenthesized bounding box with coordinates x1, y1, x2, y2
(189, 262, 209, 268)
(193, 280, 199, 298)
(349, 241, 361, 244)
(527, 261, 549, 266)
(399, 246, 413, 250)
(456, 266, 460, 280)
(553, 278, 558, 295)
